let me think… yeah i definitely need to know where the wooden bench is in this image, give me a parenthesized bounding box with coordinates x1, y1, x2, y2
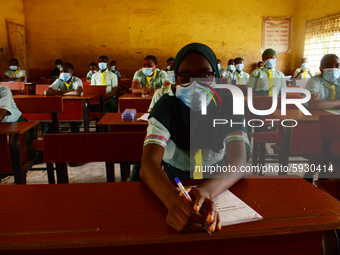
(43, 132, 146, 183)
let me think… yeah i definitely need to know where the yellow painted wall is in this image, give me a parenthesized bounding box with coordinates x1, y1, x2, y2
(293, 0, 340, 70)
(0, 0, 25, 72)
(23, 0, 300, 78)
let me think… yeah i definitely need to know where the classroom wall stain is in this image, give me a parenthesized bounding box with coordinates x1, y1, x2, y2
(0, 0, 338, 78)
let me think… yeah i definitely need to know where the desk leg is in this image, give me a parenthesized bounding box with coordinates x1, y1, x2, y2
(47, 163, 55, 184)
(280, 125, 292, 173)
(105, 162, 115, 182)
(56, 163, 69, 183)
(51, 113, 59, 133)
(9, 134, 26, 184)
(83, 100, 89, 133)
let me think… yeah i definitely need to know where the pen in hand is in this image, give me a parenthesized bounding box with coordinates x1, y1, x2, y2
(174, 177, 212, 235)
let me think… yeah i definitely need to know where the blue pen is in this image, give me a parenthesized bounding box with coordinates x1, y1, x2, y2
(174, 177, 212, 235)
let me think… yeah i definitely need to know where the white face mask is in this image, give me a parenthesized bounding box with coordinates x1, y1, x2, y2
(175, 81, 215, 111)
(142, 68, 154, 76)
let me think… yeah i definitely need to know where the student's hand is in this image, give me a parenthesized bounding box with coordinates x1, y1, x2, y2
(166, 187, 221, 233)
(141, 87, 151, 95)
(312, 91, 321, 101)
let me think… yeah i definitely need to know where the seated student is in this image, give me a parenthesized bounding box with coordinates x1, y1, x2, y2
(45, 63, 83, 133)
(247, 48, 286, 96)
(306, 54, 340, 110)
(226, 57, 250, 85)
(1, 58, 27, 83)
(166, 57, 176, 84)
(217, 59, 225, 75)
(51, 59, 63, 80)
(131, 55, 171, 96)
(109, 61, 122, 79)
(91, 55, 118, 112)
(147, 84, 176, 112)
(0, 85, 35, 159)
(293, 58, 314, 80)
(221, 59, 235, 78)
(86, 62, 98, 82)
(139, 43, 249, 233)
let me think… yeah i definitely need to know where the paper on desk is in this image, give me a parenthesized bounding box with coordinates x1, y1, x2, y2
(325, 109, 340, 115)
(137, 113, 150, 122)
(213, 189, 263, 226)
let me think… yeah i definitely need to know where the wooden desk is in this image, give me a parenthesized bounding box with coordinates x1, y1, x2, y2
(0, 177, 340, 254)
(272, 109, 340, 167)
(97, 113, 148, 132)
(0, 121, 38, 184)
(97, 113, 148, 181)
(118, 94, 152, 113)
(14, 95, 94, 133)
(24, 82, 37, 95)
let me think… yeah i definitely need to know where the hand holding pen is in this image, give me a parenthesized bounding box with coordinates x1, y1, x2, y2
(175, 177, 221, 234)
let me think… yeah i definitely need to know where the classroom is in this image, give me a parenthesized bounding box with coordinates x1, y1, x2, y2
(0, 0, 340, 254)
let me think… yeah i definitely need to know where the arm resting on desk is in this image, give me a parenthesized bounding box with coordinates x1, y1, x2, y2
(131, 81, 152, 95)
(0, 76, 25, 82)
(308, 94, 340, 110)
(45, 86, 83, 96)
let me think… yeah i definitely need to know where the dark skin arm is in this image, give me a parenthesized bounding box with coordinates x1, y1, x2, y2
(45, 86, 83, 96)
(0, 109, 8, 122)
(308, 91, 340, 109)
(105, 86, 118, 100)
(131, 81, 152, 95)
(0, 76, 25, 82)
(140, 140, 247, 232)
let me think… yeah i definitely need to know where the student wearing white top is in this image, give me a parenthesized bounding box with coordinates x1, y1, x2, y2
(226, 57, 250, 85)
(1, 58, 27, 83)
(293, 58, 314, 80)
(91, 55, 118, 112)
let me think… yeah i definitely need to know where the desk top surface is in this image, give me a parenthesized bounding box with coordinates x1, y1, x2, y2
(1, 176, 340, 250)
(0, 121, 39, 135)
(14, 95, 95, 100)
(119, 93, 153, 100)
(97, 113, 148, 126)
(272, 109, 333, 121)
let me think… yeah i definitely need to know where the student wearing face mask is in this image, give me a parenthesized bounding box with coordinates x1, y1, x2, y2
(247, 48, 286, 96)
(1, 58, 27, 83)
(91, 55, 118, 112)
(165, 57, 176, 84)
(45, 63, 83, 133)
(293, 58, 314, 80)
(221, 59, 235, 78)
(217, 59, 225, 75)
(86, 62, 98, 82)
(139, 43, 249, 233)
(131, 55, 171, 96)
(306, 54, 340, 110)
(226, 57, 250, 85)
(50, 59, 63, 80)
(110, 61, 122, 79)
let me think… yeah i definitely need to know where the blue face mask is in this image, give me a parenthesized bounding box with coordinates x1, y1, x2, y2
(227, 65, 235, 71)
(60, 73, 71, 82)
(142, 68, 154, 77)
(9, 66, 18, 71)
(57, 65, 61, 69)
(175, 81, 214, 111)
(265, 59, 276, 69)
(217, 64, 221, 69)
(98, 62, 107, 70)
(235, 64, 244, 71)
(110, 66, 116, 71)
(322, 68, 340, 83)
(301, 63, 309, 69)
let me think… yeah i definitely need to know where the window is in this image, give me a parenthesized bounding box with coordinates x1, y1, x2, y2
(303, 13, 340, 74)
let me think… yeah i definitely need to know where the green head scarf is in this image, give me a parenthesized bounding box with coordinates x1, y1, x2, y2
(262, 48, 277, 60)
(174, 43, 221, 78)
(234, 57, 244, 62)
(167, 57, 175, 62)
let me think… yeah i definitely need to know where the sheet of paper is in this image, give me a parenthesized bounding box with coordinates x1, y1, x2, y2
(213, 189, 263, 226)
(325, 109, 340, 115)
(137, 113, 150, 122)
